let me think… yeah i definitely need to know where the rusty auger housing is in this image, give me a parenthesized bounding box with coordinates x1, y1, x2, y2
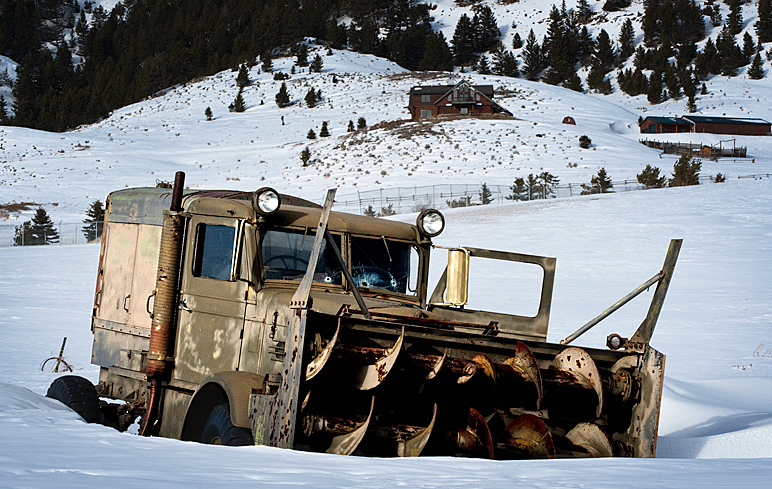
(78, 174, 679, 459)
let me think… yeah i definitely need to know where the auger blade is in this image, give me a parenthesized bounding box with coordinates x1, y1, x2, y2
(550, 347, 604, 417)
(366, 403, 438, 457)
(502, 341, 544, 410)
(498, 414, 556, 459)
(565, 422, 613, 458)
(353, 327, 405, 390)
(303, 396, 375, 455)
(306, 324, 340, 381)
(470, 354, 497, 387)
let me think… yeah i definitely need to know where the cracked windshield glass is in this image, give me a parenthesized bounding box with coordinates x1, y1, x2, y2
(350, 236, 418, 295)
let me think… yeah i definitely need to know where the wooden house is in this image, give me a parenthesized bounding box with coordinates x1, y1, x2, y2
(640, 115, 771, 136)
(407, 81, 512, 120)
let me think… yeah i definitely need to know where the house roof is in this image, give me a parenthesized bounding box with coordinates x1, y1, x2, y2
(683, 116, 771, 125)
(409, 83, 495, 98)
(641, 116, 692, 125)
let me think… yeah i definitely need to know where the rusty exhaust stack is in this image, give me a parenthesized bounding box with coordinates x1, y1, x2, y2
(140, 171, 186, 436)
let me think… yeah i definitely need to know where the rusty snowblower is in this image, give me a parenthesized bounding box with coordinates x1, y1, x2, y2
(46, 172, 680, 459)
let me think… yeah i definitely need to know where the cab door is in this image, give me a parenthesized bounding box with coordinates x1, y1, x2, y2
(173, 215, 247, 385)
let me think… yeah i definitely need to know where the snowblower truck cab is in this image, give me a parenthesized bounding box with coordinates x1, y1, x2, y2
(53, 172, 680, 459)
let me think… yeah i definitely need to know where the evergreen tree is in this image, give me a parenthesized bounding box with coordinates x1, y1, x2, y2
(205, 107, 213, 121)
(275, 82, 290, 108)
(236, 63, 249, 88)
(473, 5, 500, 52)
(320, 120, 330, 137)
(477, 54, 491, 74)
(618, 19, 635, 62)
(710, 4, 722, 27)
(757, 0, 772, 43)
(418, 31, 453, 71)
(512, 32, 522, 49)
(506, 177, 528, 201)
(748, 53, 765, 79)
(637, 164, 666, 188)
(686, 93, 697, 113)
(0, 95, 8, 125)
(357, 117, 367, 129)
(347, 120, 355, 132)
(310, 54, 323, 72)
(717, 26, 741, 76)
(581, 167, 613, 194)
(229, 89, 246, 112)
(295, 44, 309, 67)
(742, 33, 756, 65)
(300, 147, 311, 166)
(479, 183, 493, 205)
(451, 14, 476, 64)
(522, 30, 543, 80)
(493, 48, 519, 77)
(14, 207, 59, 245)
(587, 60, 612, 93)
(307, 128, 316, 139)
(82, 200, 105, 241)
(647, 71, 663, 103)
(594, 29, 616, 70)
(566, 72, 584, 92)
(578, 26, 595, 67)
(577, 0, 593, 22)
(670, 153, 701, 186)
(262, 52, 273, 73)
(727, 0, 743, 36)
(305, 87, 321, 107)
(578, 135, 592, 148)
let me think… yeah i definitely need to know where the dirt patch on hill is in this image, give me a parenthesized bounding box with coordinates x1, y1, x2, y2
(0, 202, 37, 220)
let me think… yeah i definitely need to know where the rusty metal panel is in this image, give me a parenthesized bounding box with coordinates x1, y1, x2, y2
(98, 222, 139, 325)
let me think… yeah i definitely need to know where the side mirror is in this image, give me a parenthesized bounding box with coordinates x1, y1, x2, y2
(445, 248, 470, 306)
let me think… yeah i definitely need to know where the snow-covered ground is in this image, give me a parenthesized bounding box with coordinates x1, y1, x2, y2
(1, 178, 771, 487)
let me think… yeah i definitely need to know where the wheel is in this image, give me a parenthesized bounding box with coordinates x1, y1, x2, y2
(200, 403, 253, 446)
(46, 375, 102, 424)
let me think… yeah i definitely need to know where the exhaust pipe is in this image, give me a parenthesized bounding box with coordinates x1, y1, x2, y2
(140, 171, 186, 436)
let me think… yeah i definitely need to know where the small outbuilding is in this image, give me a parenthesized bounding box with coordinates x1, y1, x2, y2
(562, 116, 576, 125)
(407, 80, 512, 120)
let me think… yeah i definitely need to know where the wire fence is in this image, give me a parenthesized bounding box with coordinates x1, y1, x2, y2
(2, 173, 770, 247)
(332, 173, 770, 215)
(0, 222, 101, 248)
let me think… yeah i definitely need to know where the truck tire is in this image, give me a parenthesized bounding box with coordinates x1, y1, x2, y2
(200, 403, 253, 446)
(46, 375, 102, 424)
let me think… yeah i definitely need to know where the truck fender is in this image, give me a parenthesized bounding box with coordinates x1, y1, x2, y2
(180, 371, 264, 442)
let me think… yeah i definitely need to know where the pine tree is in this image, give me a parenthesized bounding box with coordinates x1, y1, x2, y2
(748, 53, 765, 79)
(451, 14, 476, 64)
(757, 0, 772, 43)
(710, 4, 722, 27)
(418, 31, 453, 71)
(618, 19, 635, 62)
(637, 164, 666, 189)
(506, 177, 528, 201)
(357, 117, 367, 129)
(300, 147, 311, 166)
(686, 93, 697, 113)
(305, 88, 321, 107)
(717, 26, 741, 76)
(205, 107, 213, 121)
(566, 72, 584, 92)
(236, 63, 249, 88)
(275, 83, 290, 108)
(295, 44, 309, 67)
(742, 33, 756, 66)
(493, 48, 519, 77)
(14, 208, 59, 245)
(0, 95, 8, 125)
(647, 71, 663, 104)
(727, 0, 743, 36)
(479, 183, 493, 205)
(577, 0, 593, 22)
(262, 52, 273, 73)
(229, 89, 246, 112)
(473, 5, 500, 52)
(578, 135, 592, 148)
(581, 168, 614, 194)
(320, 121, 330, 137)
(82, 200, 105, 241)
(307, 128, 316, 139)
(594, 29, 616, 71)
(522, 30, 543, 80)
(512, 32, 522, 49)
(477, 54, 491, 74)
(348, 120, 355, 132)
(310, 54, 323, 72)
(670, 153, 701, 187)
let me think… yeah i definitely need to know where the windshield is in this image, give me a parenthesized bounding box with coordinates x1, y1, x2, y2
(261, 229, 342, 284)
(350, 236, 417, 295)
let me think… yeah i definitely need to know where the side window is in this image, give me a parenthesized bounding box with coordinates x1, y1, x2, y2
(192, 224, 236, 281)
(350, 236, 417, 295)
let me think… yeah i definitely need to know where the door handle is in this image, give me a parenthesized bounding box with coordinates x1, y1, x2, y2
(179, 299, 192, 312)
(123, 294, 131, 313)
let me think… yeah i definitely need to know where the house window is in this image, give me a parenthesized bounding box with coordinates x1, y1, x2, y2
(476, 93, 480, 101)
(460, 108, 469, 115)
(701, 128, 705, 133)
(421, 94, 431, 103)
(420, 110, 431, 119)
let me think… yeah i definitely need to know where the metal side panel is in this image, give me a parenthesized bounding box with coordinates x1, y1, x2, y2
(98, 222, 139, 325)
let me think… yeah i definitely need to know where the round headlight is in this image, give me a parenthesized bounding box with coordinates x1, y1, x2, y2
(252, 187, 281, 216)
(417, 209, 445, 237)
